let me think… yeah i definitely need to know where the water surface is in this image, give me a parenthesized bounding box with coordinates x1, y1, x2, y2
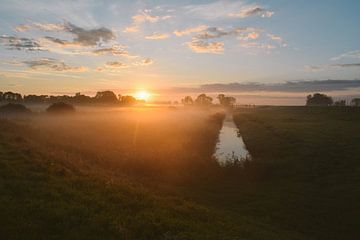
(214, 115, 250, 165)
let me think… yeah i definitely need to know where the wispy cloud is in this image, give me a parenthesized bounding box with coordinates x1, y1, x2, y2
(229, 5, 274, 18)
(174, 25, 208, 36)
(331, 50, 360, 61)
(305, 63, 360, 71)
(23, 58, 87, 72)
(91, 45, 135, 58)
(332, 63, 360, 68)
(145, 33, 170, 40)
(105, 61, 129, 68)
(198, 80, 360, 93)
(187, 40, 224, 54)
(0, 35, 45, 51)
(184, 1, 274, 20)
(133, 58, 154, 66)
(15, 22, 66, 32)
(124, 10, 171, 33)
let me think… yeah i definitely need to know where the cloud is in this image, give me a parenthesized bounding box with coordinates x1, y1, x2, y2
(331, 50, 360, 61)
(145, 33, 170, 40)
(187, 40, 224, 54)
(198, 80, 360, 93)
(192, 27, 262, 41)
(174, 25, 208, 36)
(133, 58, 154, 66)
(0, 35, 44, 51)
(304, 65, 326, 72)
(332, 63, 360, 68)
(240, 42, 276, 50)
(105, 61, 129, 68)
(123, 25, 139, 33)
(15, 22, 65, 32)
(23, 58, 87, 72)
(124, 10, 171, 33)
(92, 45, 135, 57)
(18, 22, 115, 47)
(64, 22, 115, 46)
(238, 32, 259, 40)
(184, 1, 274, 20)
(229, 6, 274, 18)
(267, 34, 282, 42)
(305, 63, 360, 71)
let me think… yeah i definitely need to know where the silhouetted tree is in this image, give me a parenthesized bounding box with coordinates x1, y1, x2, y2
(72, 92, 92, 104)
(333, 99, 346, 106)
(195, 94, 212, 106)
(217, 94, 236, 107)
(306, 93, 333, 106)
(0, 92, 3, 101)
(23, 95, 49, 103)
(181, 96, 193, 106)
(119, 95, 137, 105)
(0, 103, 31, 114)
(3, 91, 22, 102)
(351, 98, 360, 107)
(47, 102, 75, 113)
(94, 91, 118, 103)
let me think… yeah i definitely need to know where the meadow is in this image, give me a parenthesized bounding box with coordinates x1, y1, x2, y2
(0, 105, 359, 239)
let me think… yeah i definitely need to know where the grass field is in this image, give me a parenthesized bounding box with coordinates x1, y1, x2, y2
(0, 106, 359, 239)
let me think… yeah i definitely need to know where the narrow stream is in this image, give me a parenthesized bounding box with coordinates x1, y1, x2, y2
(214, 114, 250, 165)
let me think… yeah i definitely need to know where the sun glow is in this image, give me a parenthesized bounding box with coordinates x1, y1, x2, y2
(135, 90, 151, 101)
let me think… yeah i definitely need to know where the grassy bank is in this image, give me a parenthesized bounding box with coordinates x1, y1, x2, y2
(231, 106, 360, 239)
(0, 106, 359, 239)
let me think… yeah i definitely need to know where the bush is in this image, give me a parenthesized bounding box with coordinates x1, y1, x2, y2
(46, 102, 75, 114)
(0, 103, 31, 114)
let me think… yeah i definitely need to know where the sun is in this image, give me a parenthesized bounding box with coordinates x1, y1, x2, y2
(135, 90, 151, 101)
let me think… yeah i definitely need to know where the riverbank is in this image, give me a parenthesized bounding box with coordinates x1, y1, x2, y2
(0, 106, 359, 239)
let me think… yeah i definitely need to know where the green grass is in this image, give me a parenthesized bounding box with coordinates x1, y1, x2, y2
(0, 107, 359, 239)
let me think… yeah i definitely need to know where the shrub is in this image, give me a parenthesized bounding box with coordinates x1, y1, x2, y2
(0, 103, 31, 114)
(46, 102, 75, 114)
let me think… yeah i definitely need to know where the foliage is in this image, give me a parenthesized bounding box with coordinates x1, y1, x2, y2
(181, 96, 193, 105)
(46, 102, 75, 114)
(306, 93, 333, 106)
(351, 98, 360, 106)
(217, 94, 236, 107)
(0, 103, 31, 114)
(119, 95, 137, 105)
(94, 91, 119, 104)
(194, 94, 212, 106)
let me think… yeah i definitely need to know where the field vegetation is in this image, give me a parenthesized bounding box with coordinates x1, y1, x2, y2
(0, 105, 359, 239)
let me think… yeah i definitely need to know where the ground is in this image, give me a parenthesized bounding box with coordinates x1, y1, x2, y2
(0, 106, 359, 239)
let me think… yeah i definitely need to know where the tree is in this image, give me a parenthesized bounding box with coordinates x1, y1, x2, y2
(181, 96, 193, 106)
(119, 95, 137, 105)
(351, 98, 360, 107)
(46, 102, 75, 114)
(0, 92, 3, 101)
(217, 94, 236, 107)
(73, 92, 92, 104)
(3, 91, 22, 102)
(94, 91, 118, 103)
(306, 93, 333, 106)
(333, 99, 346, 106)
(195, 94, 212, 106)
(23, 95, 49, 103)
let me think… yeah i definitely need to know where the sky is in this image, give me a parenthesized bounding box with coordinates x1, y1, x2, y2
(0, 0, 359, 104)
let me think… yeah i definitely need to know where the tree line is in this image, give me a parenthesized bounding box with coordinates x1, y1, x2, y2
(306, 93, 360, 107)
(181, 94, 236, 107)
(0, 91, 142, 105)
(0, 91, 238, 107)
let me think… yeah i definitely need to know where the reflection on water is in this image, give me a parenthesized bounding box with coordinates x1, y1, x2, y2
(214, 114, 250, 165)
